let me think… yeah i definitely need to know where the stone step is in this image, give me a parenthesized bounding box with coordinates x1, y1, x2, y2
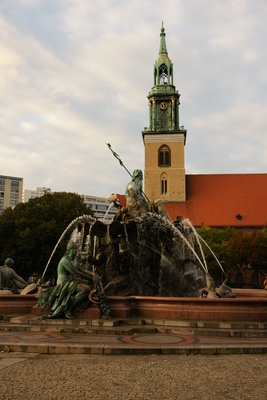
(0, 315, 266, 338)
(143, 318, 267, 330)
(156, 326, 267, 338)
(3, 315, 267, 329)
(0, 323, 266, 338)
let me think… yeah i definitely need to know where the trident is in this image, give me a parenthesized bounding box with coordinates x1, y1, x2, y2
(106, 143, 149, 202)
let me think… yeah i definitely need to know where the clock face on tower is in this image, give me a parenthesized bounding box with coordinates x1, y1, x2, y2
(160, 102, 168, 110)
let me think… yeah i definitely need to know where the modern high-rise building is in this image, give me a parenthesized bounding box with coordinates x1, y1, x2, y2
(0, 175, 23, 215)
(22, 187, 52, 202)
(81, 194, 117, 221)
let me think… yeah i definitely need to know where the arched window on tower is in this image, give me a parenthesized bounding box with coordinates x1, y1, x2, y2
(160, 173, 168, 195)
(158, 145, 171, 167)
(159, 64, 168, 84)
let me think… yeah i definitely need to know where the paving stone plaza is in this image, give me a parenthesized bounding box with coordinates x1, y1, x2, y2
(0, 315, 267, 400)
(0, 353, 266, 400)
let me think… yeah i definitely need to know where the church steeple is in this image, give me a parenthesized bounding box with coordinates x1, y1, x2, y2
(154, 22, 173, 86)
(142, 24, 187, 203)
(159, 22, 167, 54)
(142, 23, 185, 134)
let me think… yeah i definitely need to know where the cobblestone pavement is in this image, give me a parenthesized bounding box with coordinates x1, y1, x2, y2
(0, 353, 266, 400)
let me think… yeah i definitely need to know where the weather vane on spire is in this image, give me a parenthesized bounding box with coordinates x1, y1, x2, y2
(161, 21, 165, 32)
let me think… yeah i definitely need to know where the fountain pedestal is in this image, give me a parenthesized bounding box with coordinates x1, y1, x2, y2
(105, 293, 267, 321)
(1, 291, 266, 322)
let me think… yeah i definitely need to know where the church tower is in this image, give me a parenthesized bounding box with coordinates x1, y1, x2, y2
(142, 24, 187, 202)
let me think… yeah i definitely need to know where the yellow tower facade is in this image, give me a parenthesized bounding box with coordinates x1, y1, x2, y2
(142, 24, 187, 202)
(144, 133, 186, 201)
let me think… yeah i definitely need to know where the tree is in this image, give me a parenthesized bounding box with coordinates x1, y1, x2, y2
(0, 192, 93, 280)
(196, 226, 236, 271)
(229, 230, 267, 271)
(196, 225, 267, 275)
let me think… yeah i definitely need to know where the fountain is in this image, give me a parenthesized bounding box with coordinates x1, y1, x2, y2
(0, 165, 266, 321)
(28, 206, 265, 321)
(4, 211, 209, 298)
(40, 212, 208, 298)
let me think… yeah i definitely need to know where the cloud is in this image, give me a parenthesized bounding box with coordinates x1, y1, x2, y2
(0, 0, 266, 199)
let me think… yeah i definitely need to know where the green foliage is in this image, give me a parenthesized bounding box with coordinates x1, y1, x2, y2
(229, 230, 267, 271)
(0, 192, 93, 279)
(196, 226, 267, 272)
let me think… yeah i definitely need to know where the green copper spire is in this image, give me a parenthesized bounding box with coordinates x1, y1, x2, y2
(142, 23, 187, 136)
(154, 22, 173, 86)
(159, 22, 168, 55)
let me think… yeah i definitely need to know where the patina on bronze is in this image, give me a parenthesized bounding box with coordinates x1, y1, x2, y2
(0, 258, 27, 294)
(38, 242, 110, 319)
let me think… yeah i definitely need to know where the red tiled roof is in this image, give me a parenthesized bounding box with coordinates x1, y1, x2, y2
(165, 174, 267, 227)
(108, 193, 127, 207)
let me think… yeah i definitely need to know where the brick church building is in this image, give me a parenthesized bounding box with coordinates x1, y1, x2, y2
(112, 25, 267, 230)
(140, 24, 267, 229)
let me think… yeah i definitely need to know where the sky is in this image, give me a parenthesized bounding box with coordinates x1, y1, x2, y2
(0, 0, 266, 198)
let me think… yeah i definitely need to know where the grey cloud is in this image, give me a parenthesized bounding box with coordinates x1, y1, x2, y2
(0, 0, 266, 197)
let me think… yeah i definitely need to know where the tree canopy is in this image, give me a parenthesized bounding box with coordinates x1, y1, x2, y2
(196, 225, 267, 273)
(0, 192, 93, 280)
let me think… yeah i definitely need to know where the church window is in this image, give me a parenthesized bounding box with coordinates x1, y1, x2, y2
(161, 179, 167, 195)
(159, 64, 168, 84)
(160, 172, 168, 196)
(158, 145, 171, 167)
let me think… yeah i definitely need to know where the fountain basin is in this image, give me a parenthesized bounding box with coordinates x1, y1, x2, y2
(0, 294, 38, 315)
(233, 289, 267, 298)
(106, 293, 267, 321)
(1, 291, 266, 322)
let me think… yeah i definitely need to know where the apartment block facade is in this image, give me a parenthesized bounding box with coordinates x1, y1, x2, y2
(0, 175, 23, 215)
(22, 187, 52, 202)
(81, 194, 117, 221)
